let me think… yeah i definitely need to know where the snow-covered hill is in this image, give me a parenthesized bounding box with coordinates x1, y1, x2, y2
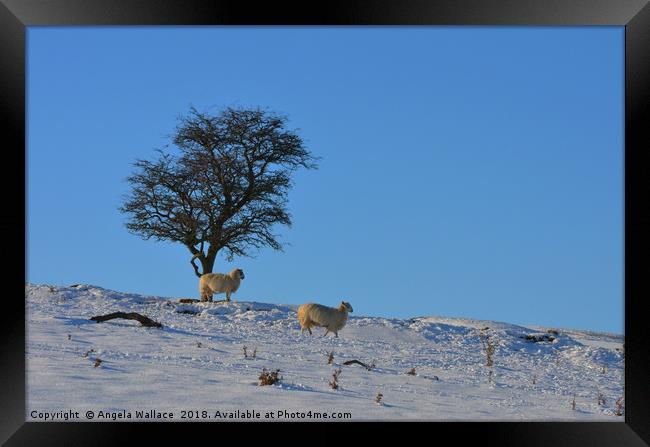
(26, 283, 625, 421)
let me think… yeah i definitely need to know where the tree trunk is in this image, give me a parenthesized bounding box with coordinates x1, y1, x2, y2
(189, 244, 218, 277)
(201, 252, 216, 275)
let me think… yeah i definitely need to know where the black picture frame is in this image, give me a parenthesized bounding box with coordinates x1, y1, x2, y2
(3, 0, 648, 444)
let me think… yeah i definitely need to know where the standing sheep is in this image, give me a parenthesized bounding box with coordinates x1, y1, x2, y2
(199, 268, 245, 302)
(297, 301, 353, 337)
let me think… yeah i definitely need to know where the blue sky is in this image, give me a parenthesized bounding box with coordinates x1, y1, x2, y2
(27, 27, 624, 333)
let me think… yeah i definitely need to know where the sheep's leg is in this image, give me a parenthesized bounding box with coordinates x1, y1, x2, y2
(334, 331, 339, 338)
(226, 291, 231, 302)
(323, 328, 330, 337)
(202, 286, 213, 302)
(308, 326, 313, 335)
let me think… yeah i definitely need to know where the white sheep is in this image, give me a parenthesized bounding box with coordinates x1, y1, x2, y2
(199, 268, 245, 302)
(297, 301, 353, 337)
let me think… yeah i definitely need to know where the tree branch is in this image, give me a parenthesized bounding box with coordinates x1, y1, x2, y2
(90, 312, 163, 328)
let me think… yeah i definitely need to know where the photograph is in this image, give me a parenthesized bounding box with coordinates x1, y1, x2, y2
(23, 25, 627, 423)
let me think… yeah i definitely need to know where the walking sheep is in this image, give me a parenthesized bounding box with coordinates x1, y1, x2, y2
(297, 301, 353, 337)
(199, 268, 245, 302)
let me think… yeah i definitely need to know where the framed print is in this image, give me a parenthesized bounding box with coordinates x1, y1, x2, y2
(2, 0, 649, 444)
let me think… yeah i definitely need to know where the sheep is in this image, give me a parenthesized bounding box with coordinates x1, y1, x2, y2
(199, 268, 245, 302)
(297, 301, 353, 337)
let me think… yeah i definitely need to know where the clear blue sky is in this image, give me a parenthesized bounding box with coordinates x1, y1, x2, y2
(27, 27, 624, 333)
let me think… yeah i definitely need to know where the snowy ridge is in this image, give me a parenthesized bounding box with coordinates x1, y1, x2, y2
(26, 283, 624, 421)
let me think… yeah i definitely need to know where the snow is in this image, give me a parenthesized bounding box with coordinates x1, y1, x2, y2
(26, 283, 625, 421)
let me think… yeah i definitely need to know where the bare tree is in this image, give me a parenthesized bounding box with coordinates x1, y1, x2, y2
(120, 106, 318, 277)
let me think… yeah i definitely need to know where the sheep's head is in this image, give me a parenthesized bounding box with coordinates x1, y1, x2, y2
(230, 268, 245, 280)
(341, 301, 353, 313)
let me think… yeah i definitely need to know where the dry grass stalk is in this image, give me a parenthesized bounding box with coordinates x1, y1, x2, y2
(329, 368, 342, 390)
(479, 329, 495, 367)
(615, 397, 624, 416)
